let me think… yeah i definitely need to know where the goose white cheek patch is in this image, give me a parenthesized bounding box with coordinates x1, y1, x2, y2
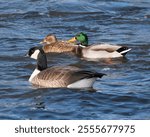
(31, 50, 40, 59)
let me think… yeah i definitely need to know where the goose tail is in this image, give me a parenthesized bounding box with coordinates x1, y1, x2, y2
(78, 71, 106, 79)
(92, 72, 106, 78)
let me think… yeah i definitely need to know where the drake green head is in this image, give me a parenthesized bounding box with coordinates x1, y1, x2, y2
(68, 32, 88, 46)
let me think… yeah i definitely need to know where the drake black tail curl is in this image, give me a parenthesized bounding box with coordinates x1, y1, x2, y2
(117, 46, 131, 56)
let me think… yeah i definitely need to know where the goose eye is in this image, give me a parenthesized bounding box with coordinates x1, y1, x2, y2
(30, 49, 34, 54)
(29, 48, 35, 55)
(31, 50, 34, 53)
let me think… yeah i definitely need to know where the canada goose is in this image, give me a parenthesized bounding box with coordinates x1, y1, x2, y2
(26, 47, 105, 88)
(68, 32, 131, 59)
(40, 34, 78, 53)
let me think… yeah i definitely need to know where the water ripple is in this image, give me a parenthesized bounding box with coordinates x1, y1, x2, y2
(0, 0, 150, 120)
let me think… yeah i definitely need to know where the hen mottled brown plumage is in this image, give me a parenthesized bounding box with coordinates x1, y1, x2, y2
(43, 41, 77, 53)
(41, 34, 78, 53)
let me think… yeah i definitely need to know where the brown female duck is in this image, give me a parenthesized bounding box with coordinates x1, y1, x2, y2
(40, 34, 78, 53)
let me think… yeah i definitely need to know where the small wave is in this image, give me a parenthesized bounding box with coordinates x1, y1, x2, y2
(0, 11, 45, 21)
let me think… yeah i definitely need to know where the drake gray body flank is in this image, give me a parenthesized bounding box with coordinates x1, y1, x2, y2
(68, 33, 131, 59)
(73, 43, 131, 59)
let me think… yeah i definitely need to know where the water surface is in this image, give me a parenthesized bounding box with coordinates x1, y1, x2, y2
(0, 0, 150, 119)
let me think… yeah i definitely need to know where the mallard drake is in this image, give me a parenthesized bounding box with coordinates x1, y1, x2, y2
(40, 34, 78, 53)
(68, 32, 131, 59)
(26, 47, 105, 88)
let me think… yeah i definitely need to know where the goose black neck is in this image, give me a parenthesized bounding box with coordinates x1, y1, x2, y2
(37, 50, 47, 71)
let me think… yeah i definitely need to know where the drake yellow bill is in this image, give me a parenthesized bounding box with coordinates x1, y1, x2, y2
(68, 37, 76, 43)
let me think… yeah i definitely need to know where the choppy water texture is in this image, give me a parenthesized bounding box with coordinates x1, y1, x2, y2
(0, 0, 150, 119)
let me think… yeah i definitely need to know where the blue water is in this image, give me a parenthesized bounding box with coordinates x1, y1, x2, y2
(0, 0, 150, 119)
